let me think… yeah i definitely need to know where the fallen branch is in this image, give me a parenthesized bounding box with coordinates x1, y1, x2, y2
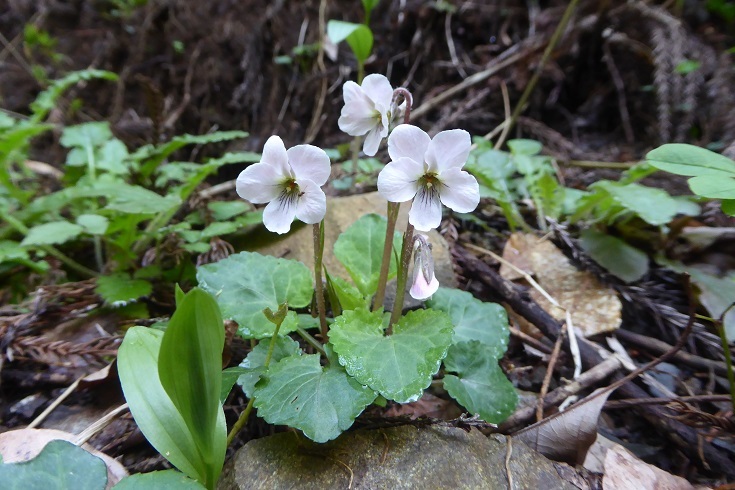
(455, 245, 735, 477)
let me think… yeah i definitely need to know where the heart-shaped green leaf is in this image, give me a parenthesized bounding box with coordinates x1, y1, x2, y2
(196, 252, 313, 338)
(0, 440, 108, 490)
(253, 354, 376, 443)
(330, 308, 453, 403)
(237, 336, 301, 397)
(426, 288, 509, 355)
(158, 288, 226, 488)
(443, 341, 517, 423)
(333, 214, 402, 297)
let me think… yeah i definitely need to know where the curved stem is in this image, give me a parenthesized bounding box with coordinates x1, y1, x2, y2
(392, 88, 413, 124)
(373, 202, 400, 312)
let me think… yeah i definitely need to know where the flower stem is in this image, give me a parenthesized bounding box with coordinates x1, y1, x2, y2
(227, 309, 286, 446)
(373, 202, 400, 312)
(313, 222, 328, 341)
(393, 88, 413, 124)
(388, 223, 414, 332)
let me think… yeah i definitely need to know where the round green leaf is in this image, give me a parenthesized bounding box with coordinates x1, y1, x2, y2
(426, 288, 509, 355)
(196, 252, 314, 338)
(21, 221, 83, 246)
(330, 308, 453, 403)
(253, 354, 376, 443)
(333, 214, 401, 297)
(443, 341, 518, 424)
(0, 439, 108, 490)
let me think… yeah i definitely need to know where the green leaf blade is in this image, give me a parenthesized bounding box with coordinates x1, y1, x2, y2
(253, 354, 376, 443)
(114, 470, 206, 489)
(443, 341, 517, 424)
(196, 252, 314, 338)
(0, 440, 108, 490)
(688, 175, 735, 199)
(21, 221, 83, 246)
(118, 327, 205, 483)
(237, 335, 301, 397)
(330, 308, 453, 403)
(95, 273, 152, 306)
(333, 214, 401, 297)
(579, 229, 648, 283)
(158, 288, 225, 485)
(426, 288, 509, 355)
(646, 144, 735, 178)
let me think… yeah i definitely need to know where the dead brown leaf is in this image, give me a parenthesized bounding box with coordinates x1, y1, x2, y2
(500, 233, 621, 337)
(514, 388, 612, 465)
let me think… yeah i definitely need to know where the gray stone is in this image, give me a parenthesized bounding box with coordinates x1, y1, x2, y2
(250, 192, 456, 309)
(218, 425, 576, 490)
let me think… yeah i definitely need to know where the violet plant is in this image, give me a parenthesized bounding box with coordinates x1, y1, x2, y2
(118, 73, 517, 488)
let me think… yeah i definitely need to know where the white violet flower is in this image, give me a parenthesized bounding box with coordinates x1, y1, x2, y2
(410, 234, 439, 300)
(377, 124, 480, 232)
(338, 73, 394, 156)
(236, 135, 331, 234)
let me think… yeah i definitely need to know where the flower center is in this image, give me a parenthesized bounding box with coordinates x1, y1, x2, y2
(420, 172, 440, 189)
(278, 178, 301, 208)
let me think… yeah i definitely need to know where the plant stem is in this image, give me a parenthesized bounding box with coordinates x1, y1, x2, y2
(42, 246, 99, 278)
(226, 311, 286, 446)
(373, 202, 400, 312)
(388, 223, 414, 331)
(0, 208, 98, 277)
(85, 143, 105, 272)
(313, 222, 328, 340)
(296, 326, 328, 358)
(715, 308, 735, 413)
(226, 398, 254, 447)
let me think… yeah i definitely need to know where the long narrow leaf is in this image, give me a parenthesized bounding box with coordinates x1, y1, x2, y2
(158, 288, 226, 488)
(118, 327, 206, 483)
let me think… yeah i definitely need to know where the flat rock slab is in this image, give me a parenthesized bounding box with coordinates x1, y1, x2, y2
(218, 425, 576, 490)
